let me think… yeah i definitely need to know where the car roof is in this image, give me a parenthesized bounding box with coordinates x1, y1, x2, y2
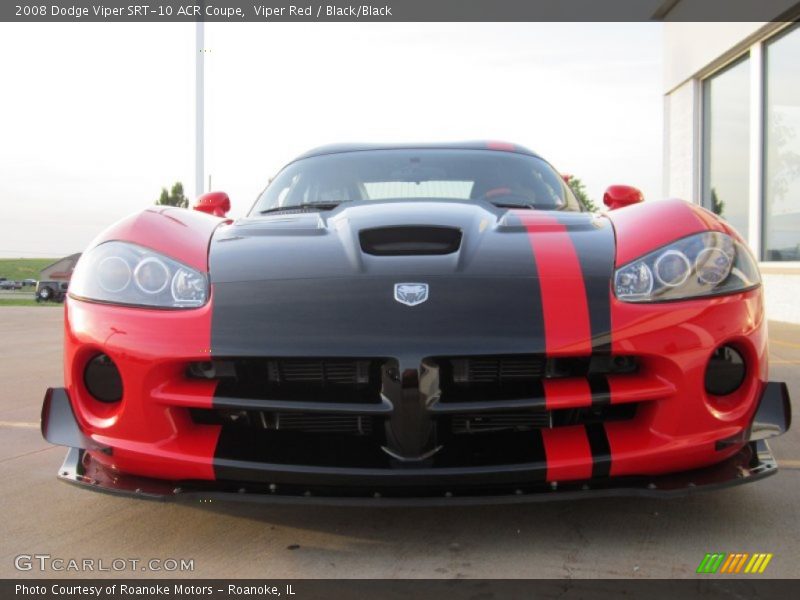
(292, 141, 542, 162)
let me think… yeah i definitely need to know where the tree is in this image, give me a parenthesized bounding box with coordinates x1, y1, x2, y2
(710, 188, 725, 217)
(567, 177, 599, 212)
(156, 182, 189, 208)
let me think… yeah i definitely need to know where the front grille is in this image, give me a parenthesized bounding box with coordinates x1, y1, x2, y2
(186, 353, 641, 471)
(450, 410, 550, 434)
(435, 354, 638, 403)
(275, 359, 371, 385)
(190, 404, 634, 436)
(190, 409, 375, 436)
(188, 357, 385, 404)
(437, 355, 547, 403)
(272, 412, 373, 435)
(551, 403, 637, 427)
(452, 356, 546, 383)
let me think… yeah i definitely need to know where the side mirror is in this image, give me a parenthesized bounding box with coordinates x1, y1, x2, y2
(194, 191, 231, 217)
(603, 185, 643, 210)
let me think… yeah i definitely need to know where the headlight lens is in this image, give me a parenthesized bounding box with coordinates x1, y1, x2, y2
(133, 256, 170, 295)
(70, 241, 208, 308)
(614, 232, 760, 302)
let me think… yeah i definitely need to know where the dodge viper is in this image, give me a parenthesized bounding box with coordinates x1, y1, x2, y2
(42, 142, 791, 504)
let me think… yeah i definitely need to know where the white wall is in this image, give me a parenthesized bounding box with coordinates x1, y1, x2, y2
(663, 80, 697, 201)
(763, 274, 800, 324)
(663, 22, 776, 92)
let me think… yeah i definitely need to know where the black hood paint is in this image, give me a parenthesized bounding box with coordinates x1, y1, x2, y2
(211, 200, 553, 281)
(208, 199, 614, 358)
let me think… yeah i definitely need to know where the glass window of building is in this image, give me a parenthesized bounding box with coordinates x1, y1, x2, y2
(702, 56, 751, 242)
(764, 25, 800, 262)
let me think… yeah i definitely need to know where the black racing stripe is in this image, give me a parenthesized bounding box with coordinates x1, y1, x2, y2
(528, 378, 546, 407)
(586, 423, 612, 479)
(215, 421, 259, 464)
(504, 210, 546, 354)
(555, 213, 615, 354)
(210, 210, 547, 357)
(588, 375, 611, 407)
(211, 426, 550, 486)
(528, 428, 547, 482)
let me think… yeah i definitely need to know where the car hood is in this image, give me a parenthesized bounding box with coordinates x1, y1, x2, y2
(210, 200, 612, 281)
(208, 200, 616, 357)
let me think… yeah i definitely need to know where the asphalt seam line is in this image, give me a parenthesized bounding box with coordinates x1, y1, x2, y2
(771, 339, 800, 350)
(0, 446, 57, 465)
(0, 421, 39, 429)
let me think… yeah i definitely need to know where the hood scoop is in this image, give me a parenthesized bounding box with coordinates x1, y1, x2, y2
(359, 226, 462, 256)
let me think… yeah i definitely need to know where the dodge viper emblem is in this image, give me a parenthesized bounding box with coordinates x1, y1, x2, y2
(394, 283, 429, 306)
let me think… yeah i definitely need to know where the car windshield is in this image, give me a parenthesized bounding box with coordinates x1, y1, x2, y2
(250, 149, 582, 214)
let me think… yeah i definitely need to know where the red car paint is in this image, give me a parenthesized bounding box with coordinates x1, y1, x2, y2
(517, 212, 593, 356)
(609, 198, 732, 265)
(194, 191, 232, 218)
(603, 184, 644, 211)
(66, 206, 226, 480)
(85, 206, 225, 273)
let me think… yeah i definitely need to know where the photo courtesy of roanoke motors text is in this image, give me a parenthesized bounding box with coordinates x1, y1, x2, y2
(1, 0, 799, 598)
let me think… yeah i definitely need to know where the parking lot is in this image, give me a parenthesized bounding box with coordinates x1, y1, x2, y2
(0, 306, 798, 579)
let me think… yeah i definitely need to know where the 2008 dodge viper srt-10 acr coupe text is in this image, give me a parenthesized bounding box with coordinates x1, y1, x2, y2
(42, 142, 792, 505)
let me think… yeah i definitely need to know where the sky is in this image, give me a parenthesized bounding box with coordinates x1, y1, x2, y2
(0, 22, 664, 258)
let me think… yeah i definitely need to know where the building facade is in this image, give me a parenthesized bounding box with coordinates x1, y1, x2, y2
(40, 253, 81, 282)
(663, 12, 800, 323)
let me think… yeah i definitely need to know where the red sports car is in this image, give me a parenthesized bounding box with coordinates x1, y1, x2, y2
(42, 142, 791, 504)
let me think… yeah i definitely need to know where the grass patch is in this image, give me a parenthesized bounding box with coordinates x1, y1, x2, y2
(0, 258, 58, 281)
(0, 299, 61, 307)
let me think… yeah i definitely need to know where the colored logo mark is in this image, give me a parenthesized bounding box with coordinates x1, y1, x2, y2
(696, 553, 773, 574)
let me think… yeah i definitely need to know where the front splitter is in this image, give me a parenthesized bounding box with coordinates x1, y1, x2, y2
(55, 439, 778, 507)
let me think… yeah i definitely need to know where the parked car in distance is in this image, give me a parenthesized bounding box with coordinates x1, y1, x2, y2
(22, 279, 37, 287)
(35, 281, 68, 302)
(0, 280, 23, 290)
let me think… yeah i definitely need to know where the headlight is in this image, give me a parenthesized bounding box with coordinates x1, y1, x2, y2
(70, 241, 208, 308)
(614, 232, 760, 302)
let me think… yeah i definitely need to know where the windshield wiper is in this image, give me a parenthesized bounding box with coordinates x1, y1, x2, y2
(259, 202, 345, 215)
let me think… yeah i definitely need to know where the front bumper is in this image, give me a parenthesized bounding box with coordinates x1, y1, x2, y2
(42, 381, 791, 505)
(48, 441, 781, 506)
